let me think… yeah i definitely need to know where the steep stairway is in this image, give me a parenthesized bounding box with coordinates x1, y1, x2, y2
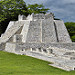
(0, 21, 30, 44)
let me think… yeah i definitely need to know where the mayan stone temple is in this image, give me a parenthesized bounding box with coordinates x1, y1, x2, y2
(0, 13, 75, 71)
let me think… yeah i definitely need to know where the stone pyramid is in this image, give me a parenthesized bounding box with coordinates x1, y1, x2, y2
(0, 13, 72, 44)
(0, 13, 75, 71)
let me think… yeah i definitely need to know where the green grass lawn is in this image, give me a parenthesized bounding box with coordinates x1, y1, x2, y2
(0, 51, 75, 75)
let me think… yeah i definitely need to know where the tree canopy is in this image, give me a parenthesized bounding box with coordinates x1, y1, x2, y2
(0, 0, 49, 36)
(27, 4, 49, 14)
(0, 0, 28, 22)
(0, 0, 29, 35)
(0, 0, 49, 22)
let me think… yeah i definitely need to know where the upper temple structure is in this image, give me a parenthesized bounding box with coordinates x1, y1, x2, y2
(0, 13, 75, 71)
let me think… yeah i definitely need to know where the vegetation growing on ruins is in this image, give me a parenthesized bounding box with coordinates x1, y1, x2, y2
(0, 51, 75, 75)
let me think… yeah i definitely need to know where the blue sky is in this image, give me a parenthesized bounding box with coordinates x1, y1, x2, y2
(24, 0, 75, 22)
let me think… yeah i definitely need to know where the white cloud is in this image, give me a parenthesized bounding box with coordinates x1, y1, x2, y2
(62, 0, 75, 4)
(24, 0, 47, 5)
(24, 0, 75, 22)
(24, 0, 75, 5)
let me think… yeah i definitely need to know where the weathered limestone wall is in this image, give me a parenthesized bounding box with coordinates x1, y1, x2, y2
(4, 42, 75, 54)
(54, 20, 72, 43)
(25, 16, 57, 43)
(42, 18, 57, 42)
(17, 43, 75, 50)
(26, 20, 42, 43)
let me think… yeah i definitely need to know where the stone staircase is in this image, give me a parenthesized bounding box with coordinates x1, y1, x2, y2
(0, 21, 30, 44)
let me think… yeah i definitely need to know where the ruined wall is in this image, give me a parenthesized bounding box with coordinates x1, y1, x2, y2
(17, 43, 75, 50)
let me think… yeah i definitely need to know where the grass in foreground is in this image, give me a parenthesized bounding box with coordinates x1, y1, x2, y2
(0, 51, 75, 75)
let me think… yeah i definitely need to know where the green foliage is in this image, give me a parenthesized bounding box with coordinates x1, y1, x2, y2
(71, 35, 75, 42)
(0, 51, 75, 75)
(27, 4, 49, 14)
(0, 0, 29, 35)
(65, 22, 75, 42)
(0, 0, 28, 22)
(0, 0, 49, 35)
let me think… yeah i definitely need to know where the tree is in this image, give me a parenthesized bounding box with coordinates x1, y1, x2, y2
(27, 4, 49, 14)
(65, 22, 75, 42)
(0, 1, 50, 36)
(0, 0, 29, 35)
(71, 35, 75, 42)
(0, 0, 28, 22)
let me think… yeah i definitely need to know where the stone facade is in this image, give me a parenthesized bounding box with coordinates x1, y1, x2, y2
(0, 13, 75, 71)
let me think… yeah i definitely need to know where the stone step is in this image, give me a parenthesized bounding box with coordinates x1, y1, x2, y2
(0, 21, 23, 43)
(0, 21, 30, 43)
(50, 63, 72, 71)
